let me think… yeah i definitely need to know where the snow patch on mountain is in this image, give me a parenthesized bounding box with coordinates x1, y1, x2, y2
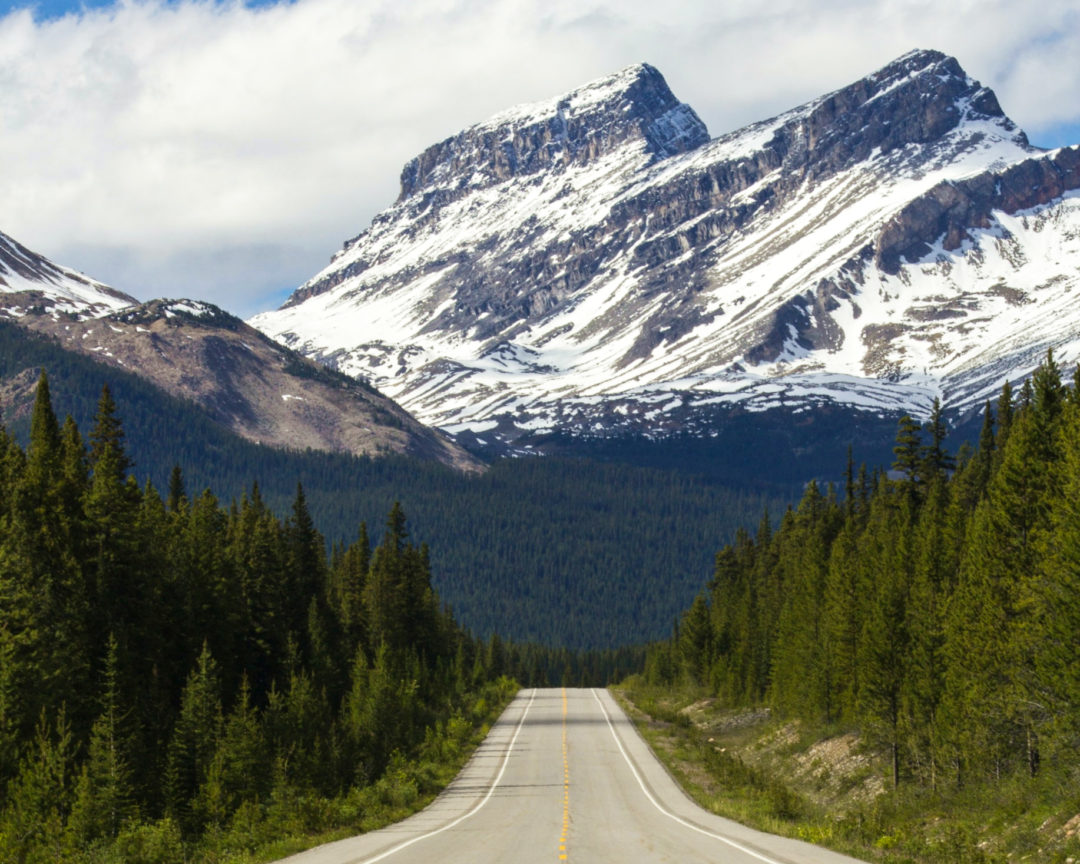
(0, 230, 136, 319)
(251, 51, 1078, 444)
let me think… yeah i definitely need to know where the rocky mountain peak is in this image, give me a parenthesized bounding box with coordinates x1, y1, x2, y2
(395, 62, 708, 205)
(255, 51, 1077, 452)
(1, 228, 136, 318)
(760, 49, 1028, 184)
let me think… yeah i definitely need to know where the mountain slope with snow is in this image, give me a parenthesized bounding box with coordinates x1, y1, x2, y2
(0, 230, 480, 470)
(1, 229, 137, 317)
(252, 50, 1080, 447)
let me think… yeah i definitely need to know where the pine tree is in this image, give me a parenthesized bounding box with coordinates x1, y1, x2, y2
(0, 624, 18, 792)
(68, 635, 136, 842)
(88, 383, 131, 481)
(6, 372, 92, 744)
(285, 483, 326, 655)
(892, 414, 923, 504)
(329, 522, 370, 658)
(27, 370, 61, 481)
(901, 478, 952, 789)
(58, 415, 89, 530)
(965, 401, 996, 504)
(0, 706, 77, 862)
(84, 395, 144, 679)
(822, 521, 864, 723)
(943, 374, 1060, 781)
(1036, 400, 1080, 753)
(164, 644, 222, 834)
(194, 675, 267, 828)
(921, 398, 955, 480)
(167, 464, 187, 513)
(859, 556, 908, 786)
(678, 593, 712, 684)
(770, 482, 838, 721)
(996, 379, 1014, 455)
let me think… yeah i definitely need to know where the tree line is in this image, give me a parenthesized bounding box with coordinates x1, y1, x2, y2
(648, 352, 1080, 791)
(0, 320, 784, 651)
(0, 372, 517, 861)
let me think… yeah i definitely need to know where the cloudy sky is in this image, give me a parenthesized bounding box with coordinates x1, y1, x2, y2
(1, 0, 1078, 317)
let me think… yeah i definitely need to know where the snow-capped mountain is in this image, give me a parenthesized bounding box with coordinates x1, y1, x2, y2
(251, 50, 1080, 448)
(1, 229, 137, 317)
(0, 230, 479, 470)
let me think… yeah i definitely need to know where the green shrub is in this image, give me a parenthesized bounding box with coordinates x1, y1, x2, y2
(114, 818, 184, 864)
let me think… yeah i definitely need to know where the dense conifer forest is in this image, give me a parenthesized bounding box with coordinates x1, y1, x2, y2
(0, 373, 535, 862)
(0, 321, 785, 648)
(648, 352, 1080, 798)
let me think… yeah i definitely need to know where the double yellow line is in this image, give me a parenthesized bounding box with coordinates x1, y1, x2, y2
(559, 687, 569, 861)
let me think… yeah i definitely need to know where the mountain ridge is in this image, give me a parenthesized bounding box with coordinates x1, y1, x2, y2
(0, 230, 481, 471)
(252, 49, 1077, 450)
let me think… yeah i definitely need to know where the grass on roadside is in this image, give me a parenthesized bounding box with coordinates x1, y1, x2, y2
(614, 678, 1080, 864)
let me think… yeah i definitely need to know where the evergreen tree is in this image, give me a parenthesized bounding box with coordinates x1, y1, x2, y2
(0, 624, 18, 792)
(164, 644, 222, 834)
(678, 593, 712, 684)
(996, 379, 1014, 455)
(166, 464, 186, 514)
(89, 383, 132, 481)
(194, 675, 267, 828)
(770, 482, 839, 721)
(901, 478, 951, 789)
(0, 707, 77, 863)
(822, 521, 864, 723)
(69, 635, 136, 842)
(27, 370, 61, 480)
(5, 372, 91, 744)
(965, 401, 996, 504)
(892, 414, 923, 485)
(285, 483, 326, 658)
(921, 397, 955, 480)
(1036, 398, 1080, 753)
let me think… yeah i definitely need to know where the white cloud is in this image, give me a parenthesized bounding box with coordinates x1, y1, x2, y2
(1, 0, 1078, 317)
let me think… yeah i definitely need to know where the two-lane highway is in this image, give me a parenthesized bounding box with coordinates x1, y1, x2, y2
(277, 688, 868, 864)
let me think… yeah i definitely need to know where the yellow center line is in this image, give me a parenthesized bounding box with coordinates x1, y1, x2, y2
(559, 687, 569, 861)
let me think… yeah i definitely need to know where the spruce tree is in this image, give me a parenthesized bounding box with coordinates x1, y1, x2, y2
(68, 635, 136, 842)
(89, 384, 132, 481)
(0, 706, 77, 862)
(892, 414, 923, 506)
(166, 464, 187, 513)
(822, 521, 863, 723)
(27, 370, 61, 480)
(921, 398, 955, 480)
(1037, 400, 1080, 752)
(901, 478, 951, 789)
(678, 593, 712, 684)
(7, 372, 92, 744)
(164, 644, 222, 834)
(996, 379, 1014, 455)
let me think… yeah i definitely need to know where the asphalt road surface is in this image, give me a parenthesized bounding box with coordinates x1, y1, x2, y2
(276, 688, 868, 864)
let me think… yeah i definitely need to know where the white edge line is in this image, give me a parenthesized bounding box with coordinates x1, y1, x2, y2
(591, 688, 784, 864)
(359, 688, 538, 864)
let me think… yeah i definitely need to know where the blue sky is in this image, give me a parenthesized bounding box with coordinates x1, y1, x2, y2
(0, 0, 114, 17)
(0, 0, 284, 19)
(1, 0, 1078, 318)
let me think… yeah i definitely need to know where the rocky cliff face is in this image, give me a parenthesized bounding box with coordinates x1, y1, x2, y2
(252, 50, 1080, 448)
(396, 63, 708, 203)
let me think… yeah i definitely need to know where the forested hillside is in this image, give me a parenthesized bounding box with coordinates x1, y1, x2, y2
(0, 321, 785, 648)
(0, 374, 518, 862)
(649, 352, 1080, 805)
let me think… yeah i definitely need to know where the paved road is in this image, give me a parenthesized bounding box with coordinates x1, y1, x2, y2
(277, 688, 868, 864)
